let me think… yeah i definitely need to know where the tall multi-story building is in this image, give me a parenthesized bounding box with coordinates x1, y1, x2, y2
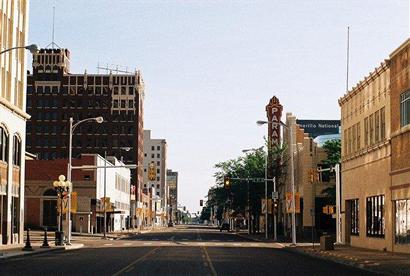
(25, 48, 145, 227)
(167, 169, 178, 223)
(143, 130, 167, 225)
(0, 0, 29, 246)
(339, 56, 392, 251)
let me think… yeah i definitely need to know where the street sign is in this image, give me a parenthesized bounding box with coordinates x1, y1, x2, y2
(272, 191, 279, 200)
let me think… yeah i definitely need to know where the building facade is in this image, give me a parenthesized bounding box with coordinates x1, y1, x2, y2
(389, 39, 410, 253)
(25, 154, 130, 233)
(143, 130, 167, 226)
(0, 0, 29, 246)
(25, 48, 145, 227)
(284, 113, 338, 239)
(339, 60, 392, 251)
(167, 169, 178, 224)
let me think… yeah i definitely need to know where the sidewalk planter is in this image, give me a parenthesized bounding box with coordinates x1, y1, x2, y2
(320, 235, 334, 251)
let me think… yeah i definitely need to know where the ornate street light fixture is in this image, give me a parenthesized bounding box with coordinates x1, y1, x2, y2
(53, 175, 71, 246)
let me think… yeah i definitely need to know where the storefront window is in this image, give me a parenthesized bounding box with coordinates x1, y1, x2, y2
(395, 199, 410, 244)
(366, 195, 384, 237)
(350, 199, 359, 235)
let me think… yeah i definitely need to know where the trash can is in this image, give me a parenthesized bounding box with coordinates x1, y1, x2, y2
(55, 231, 64, 246)
(320, 235, 334, 251)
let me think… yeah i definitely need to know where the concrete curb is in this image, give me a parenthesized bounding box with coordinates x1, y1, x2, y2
(235, 233, 286, 248)
(0, 244, 84, 261)
(282, 247, 388, 275)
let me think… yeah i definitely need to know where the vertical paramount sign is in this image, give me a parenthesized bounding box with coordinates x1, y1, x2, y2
(266, 96, 283, 145)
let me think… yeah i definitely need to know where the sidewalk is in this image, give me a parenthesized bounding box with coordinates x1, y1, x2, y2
(0, 242, 83, 261)
(237, 232, 410, 275)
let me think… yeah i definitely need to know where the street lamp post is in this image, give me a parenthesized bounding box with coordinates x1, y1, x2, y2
(53, 175, 71, 246)
(257, 120, 296, 245)
(0, 44, 38, 55)
(67, 116, 103, 244)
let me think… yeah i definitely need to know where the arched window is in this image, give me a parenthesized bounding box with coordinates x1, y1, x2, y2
(0, 126, 8, 162)
(12, 135, 21, 166)
(43, 189, 57, 196)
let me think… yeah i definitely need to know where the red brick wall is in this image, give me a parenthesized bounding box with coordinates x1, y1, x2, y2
(390, 41, 410, 172)
(25, 198, 40, 226)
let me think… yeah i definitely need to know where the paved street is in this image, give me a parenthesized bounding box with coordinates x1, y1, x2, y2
(0, 225, 374, 276)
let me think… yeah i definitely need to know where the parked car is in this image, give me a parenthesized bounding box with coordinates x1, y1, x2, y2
(220, 222, 230, 232)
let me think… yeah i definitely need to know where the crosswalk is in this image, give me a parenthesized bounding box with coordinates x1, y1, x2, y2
(98, 240, 282, 249)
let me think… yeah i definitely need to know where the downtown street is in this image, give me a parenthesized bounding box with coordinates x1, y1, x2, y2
(0, 225, 372, 276)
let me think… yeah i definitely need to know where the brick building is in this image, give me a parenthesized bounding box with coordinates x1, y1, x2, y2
(25, 154, 130, 233)
(25, 48, 145, 227)
(339, 39, 410, 253)
(389, 39, 410, 253)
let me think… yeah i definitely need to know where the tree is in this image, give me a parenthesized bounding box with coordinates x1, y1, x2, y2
(321, 139, 341, 201)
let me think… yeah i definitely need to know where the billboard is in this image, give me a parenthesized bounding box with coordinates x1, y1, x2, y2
(296, 120, 340, 138)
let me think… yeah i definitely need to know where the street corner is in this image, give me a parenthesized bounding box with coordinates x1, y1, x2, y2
(65, 243, 84, 251)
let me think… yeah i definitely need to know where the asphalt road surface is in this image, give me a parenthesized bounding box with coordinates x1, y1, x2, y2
(0, 225, 375, 276)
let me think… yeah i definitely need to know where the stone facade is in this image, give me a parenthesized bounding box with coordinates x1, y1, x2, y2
(0, 0, 29, 246)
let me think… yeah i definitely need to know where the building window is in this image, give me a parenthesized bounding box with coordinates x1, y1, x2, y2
(151, 154, 154, 158)
(352, 125, 356, 153)
(157, 177, 160, 181)
(157, 153, 160, 158)
(0, 127, 8, 162)
(366, 195, 385, 237)
(157, 169, 160, 173)
(157, 161, 160, 166)
(400, 90, 410, 127)
(374, 110, 380, 143)
(380, 107, 385, 140)
(356, 122, 361, 150)
(12, 136, 21, 167)
(151, 146, 154, 151)
(349, 199, 359, 235)
(395, 199, 410, 244)
(364, 117, 369, 146)
(369, 114, 374, 145)
(157, 146, 160, 151)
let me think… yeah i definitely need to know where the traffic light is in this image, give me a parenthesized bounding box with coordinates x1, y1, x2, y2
(223, 176, 231, 189)
(273, 199, 278, 213)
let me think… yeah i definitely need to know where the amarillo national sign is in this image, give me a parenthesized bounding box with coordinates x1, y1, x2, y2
(296, 119, 340, 138)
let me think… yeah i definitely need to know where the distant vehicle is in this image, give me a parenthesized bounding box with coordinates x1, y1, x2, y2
(219, 222, 230, 232)
(168, 222, 174, 227)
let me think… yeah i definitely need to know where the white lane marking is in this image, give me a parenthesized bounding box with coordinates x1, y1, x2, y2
(143, 242, 153, 245)
(233, 243, 241, 246)
(198, 242, 205, 246)
(123, 242, 132, 246)
(104, 243, 113, 246)
(160, 242, 170, 245)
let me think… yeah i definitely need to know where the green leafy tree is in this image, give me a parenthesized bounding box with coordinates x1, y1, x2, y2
(321, 139, 341, 201)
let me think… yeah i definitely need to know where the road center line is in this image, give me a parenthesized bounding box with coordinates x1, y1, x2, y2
(112, 247, 159, 276)
(202, 246, 217, 276)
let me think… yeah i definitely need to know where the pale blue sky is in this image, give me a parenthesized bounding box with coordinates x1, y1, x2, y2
(29, 0, 409, 214)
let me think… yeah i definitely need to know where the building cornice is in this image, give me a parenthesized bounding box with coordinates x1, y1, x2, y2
(0, 97, 30, 120)
(338, 60, 389, 106)
(389, 38, 410, 58)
